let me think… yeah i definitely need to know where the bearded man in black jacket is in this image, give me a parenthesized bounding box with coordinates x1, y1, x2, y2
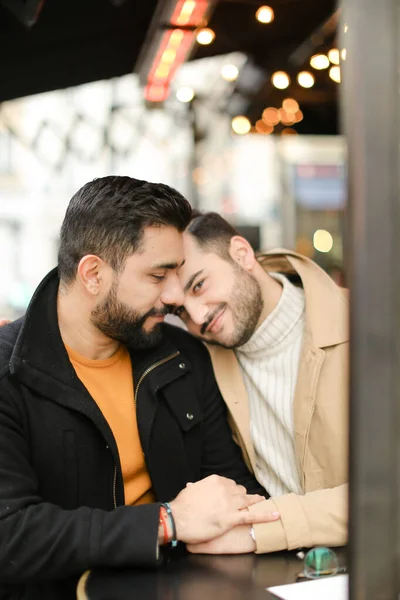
(0, 176, 277, 600)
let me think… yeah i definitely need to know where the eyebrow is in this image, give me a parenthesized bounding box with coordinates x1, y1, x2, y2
(152, 259, 186, 270)
(184, 269, 204, 293)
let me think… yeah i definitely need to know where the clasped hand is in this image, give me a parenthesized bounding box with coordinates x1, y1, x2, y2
(169, 475, 280, 554)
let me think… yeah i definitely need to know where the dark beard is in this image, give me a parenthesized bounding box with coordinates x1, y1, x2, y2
(91, 280, 171, 349)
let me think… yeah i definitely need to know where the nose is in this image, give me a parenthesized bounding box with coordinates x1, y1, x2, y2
(183, 297, 209, 327)
(160, 274, 185, 308)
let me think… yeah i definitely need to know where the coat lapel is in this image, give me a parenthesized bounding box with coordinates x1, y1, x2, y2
(207, 345, 256, 472)
(292, 329, 325, 491)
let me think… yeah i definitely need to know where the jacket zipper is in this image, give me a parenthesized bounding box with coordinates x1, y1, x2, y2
(112, 466, 117, 509)
(112, 350, 180, 508)
(134, 351, 180, 405)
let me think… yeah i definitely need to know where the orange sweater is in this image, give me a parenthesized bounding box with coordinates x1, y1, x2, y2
(67, 344, 155, 506)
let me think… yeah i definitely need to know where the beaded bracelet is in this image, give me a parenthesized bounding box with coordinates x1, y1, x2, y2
(161, 502, 178, 548)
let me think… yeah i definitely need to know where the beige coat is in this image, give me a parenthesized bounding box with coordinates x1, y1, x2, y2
(207, 249, 349, 553)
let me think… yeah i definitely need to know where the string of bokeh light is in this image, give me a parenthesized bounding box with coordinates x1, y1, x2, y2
(251, 98, 304, 136)
(225, 4, 348, 136)
(270, 43, 344, 93)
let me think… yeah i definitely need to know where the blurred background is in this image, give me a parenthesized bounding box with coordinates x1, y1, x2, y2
(0, 0, 346, 318)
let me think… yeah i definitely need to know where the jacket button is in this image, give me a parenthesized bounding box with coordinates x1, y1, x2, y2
(186, 412, 194, 420)
(179, 362, 186, 369)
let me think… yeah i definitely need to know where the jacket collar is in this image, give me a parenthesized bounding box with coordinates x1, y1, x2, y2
(257, 249, 349, 348)
(10, 268, 182, 395)
(10, 268, 77, 387)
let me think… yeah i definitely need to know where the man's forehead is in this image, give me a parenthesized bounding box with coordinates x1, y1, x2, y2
(142, 225, 182, 245)
(127, 225, 184, 266)
(184, 232, 226, 265)
(183, 232, 212, 260)
(181, 236, 205, 269)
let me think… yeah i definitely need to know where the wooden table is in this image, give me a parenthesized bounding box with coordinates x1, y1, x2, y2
(77, 548, 346, 600)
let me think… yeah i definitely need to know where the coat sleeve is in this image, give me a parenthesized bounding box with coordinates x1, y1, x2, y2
(248, 484, 348, 552)
(0, 386, 161, 584)
(196, 345, 268, 498)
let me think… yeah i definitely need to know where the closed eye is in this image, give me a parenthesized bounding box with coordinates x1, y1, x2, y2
(152, 274, 166, 282)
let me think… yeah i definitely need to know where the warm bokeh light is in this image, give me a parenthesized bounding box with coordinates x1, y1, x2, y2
(255, 120, 273, 134)
(145, 26, 193, 103)
(154, 64, 170, 80)
(310, 54, 330, 70)
(145, 84, 169, 103)
(329, 66, 341, 83)
(282, 98, 299, 114)
(297, 71, 315, 88)
(181, 0, 196, 14)
(176, 86, 195, 102)
(313, 229, 334, 253)
(256, 5, 274, 23)
(169, 29, 185, 47)
(196, 28, 215, 45)
(294, 109, 303, 123)
(278, 108, 295, 125)
(341, 48, 347, 61)
(231, 116, 251, 135)
(175, 0, 196, 25)
(328, 48, 340, 65)
(281, 128, 298, 136)
(262, 107, 280, 126)
(271, 71, 290, 89)
(171, 0, 209, 27)
(221, 64, 239, 82)
(344, 23, 348, 33)
(161, 48, 177, 64)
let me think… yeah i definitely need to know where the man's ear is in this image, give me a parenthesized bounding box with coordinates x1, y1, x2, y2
(76, 255, 110, 296)
(228, 236, 256, 270)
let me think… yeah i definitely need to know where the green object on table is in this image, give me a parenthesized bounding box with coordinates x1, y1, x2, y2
(304, 547, 339, 579)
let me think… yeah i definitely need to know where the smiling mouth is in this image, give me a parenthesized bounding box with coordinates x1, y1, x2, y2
(206, 307, 226, 334)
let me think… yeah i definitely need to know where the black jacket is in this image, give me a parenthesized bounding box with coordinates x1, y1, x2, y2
(0, 269, 266, 600)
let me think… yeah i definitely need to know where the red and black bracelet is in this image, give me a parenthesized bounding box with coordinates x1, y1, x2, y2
(161, 502, 178, 548)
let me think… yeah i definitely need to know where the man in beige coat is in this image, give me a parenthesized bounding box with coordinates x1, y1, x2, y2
(175, 211, 349, 555)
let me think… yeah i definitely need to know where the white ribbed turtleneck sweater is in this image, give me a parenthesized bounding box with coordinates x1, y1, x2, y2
(236, 273, 305, 497)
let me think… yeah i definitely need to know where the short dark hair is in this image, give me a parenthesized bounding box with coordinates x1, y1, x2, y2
(186, 210, 239, 260)
(58, 176, 192, 283)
